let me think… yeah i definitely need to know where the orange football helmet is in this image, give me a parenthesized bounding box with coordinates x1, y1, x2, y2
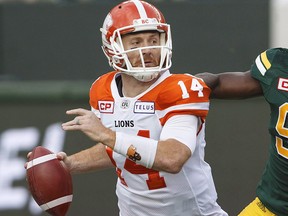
(100, 0, 172, 82)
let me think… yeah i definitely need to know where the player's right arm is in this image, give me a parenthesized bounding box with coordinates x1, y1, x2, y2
(196, 70, 263, 99)
(59, 144, 114, 174)
(25, 144, 114, 174)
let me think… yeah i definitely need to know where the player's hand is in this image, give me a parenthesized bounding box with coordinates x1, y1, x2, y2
(24, 152, 32, 169)
(62, 108, 116, 147)
(24, 151, 72, 172)
(56, 151, 73, 172)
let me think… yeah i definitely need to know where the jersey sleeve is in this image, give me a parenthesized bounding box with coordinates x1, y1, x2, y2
(251, 48, 288, 86)
(89, 71, 116, 110)
(154, 74, 211, 123)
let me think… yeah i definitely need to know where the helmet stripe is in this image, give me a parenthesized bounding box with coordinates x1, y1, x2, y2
(132, 0, 148, 19)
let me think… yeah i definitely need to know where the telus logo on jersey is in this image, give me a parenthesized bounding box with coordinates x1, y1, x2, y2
(278, 78, 288, 92)
(98, 101, 114, 113)
(134, 101, 155, 114)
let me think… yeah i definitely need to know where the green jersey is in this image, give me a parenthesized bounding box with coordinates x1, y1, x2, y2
(251, 48, 288, 216)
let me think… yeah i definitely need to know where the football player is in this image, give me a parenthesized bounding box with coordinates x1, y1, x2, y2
(197, 47, 288, 216)
(60, 0, 228, 215)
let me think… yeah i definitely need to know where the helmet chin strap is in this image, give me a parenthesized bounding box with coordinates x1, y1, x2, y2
(122, 70, 163, 82)
(132, 72, 159, 82)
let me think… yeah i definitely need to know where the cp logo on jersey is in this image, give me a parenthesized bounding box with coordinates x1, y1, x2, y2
(278, 78, 288, 92)
(98, 101, 114, 113)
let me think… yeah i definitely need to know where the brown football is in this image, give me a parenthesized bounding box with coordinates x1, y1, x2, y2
(26, 146, 73, 216)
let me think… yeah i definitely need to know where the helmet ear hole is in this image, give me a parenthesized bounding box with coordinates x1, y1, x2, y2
(100, 0, 172, 81)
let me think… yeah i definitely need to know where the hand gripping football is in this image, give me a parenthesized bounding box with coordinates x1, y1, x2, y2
(26, 146, 73, 216)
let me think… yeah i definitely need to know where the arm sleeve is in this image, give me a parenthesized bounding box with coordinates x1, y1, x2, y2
(160, 115, 198, 153)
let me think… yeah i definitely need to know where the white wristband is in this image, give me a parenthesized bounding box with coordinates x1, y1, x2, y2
(114, 132, 158, 169)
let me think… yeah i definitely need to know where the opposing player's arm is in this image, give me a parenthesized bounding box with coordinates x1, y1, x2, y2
(196, 70, 263, 99)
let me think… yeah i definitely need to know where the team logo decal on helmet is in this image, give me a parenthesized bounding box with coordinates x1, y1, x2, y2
(100, 0, 172, 82)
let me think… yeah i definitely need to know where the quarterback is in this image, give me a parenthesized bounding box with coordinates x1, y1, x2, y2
(60, 0, 228, 216)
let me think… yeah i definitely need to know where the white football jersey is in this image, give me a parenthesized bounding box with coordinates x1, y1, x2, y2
(90, 71, 228, 216)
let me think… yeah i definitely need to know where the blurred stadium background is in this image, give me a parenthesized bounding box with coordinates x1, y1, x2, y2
(0, 0, 287, 215)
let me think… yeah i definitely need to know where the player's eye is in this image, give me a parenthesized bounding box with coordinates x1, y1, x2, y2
(130, 40, 140, 49)
(151, 39, 158, 45)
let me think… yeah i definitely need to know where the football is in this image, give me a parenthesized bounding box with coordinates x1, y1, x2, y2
(26, 146, 73, 216)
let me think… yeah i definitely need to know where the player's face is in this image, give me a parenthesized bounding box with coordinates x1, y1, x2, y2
(121, 31, 161, 68)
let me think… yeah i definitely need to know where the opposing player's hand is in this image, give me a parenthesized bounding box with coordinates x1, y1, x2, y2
(62, 108, 116, 147)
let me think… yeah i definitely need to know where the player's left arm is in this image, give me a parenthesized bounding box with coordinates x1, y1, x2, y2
(61, 111, 196, 174)
(153, 114, 197, 173)
(196, 70, 263, 99)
